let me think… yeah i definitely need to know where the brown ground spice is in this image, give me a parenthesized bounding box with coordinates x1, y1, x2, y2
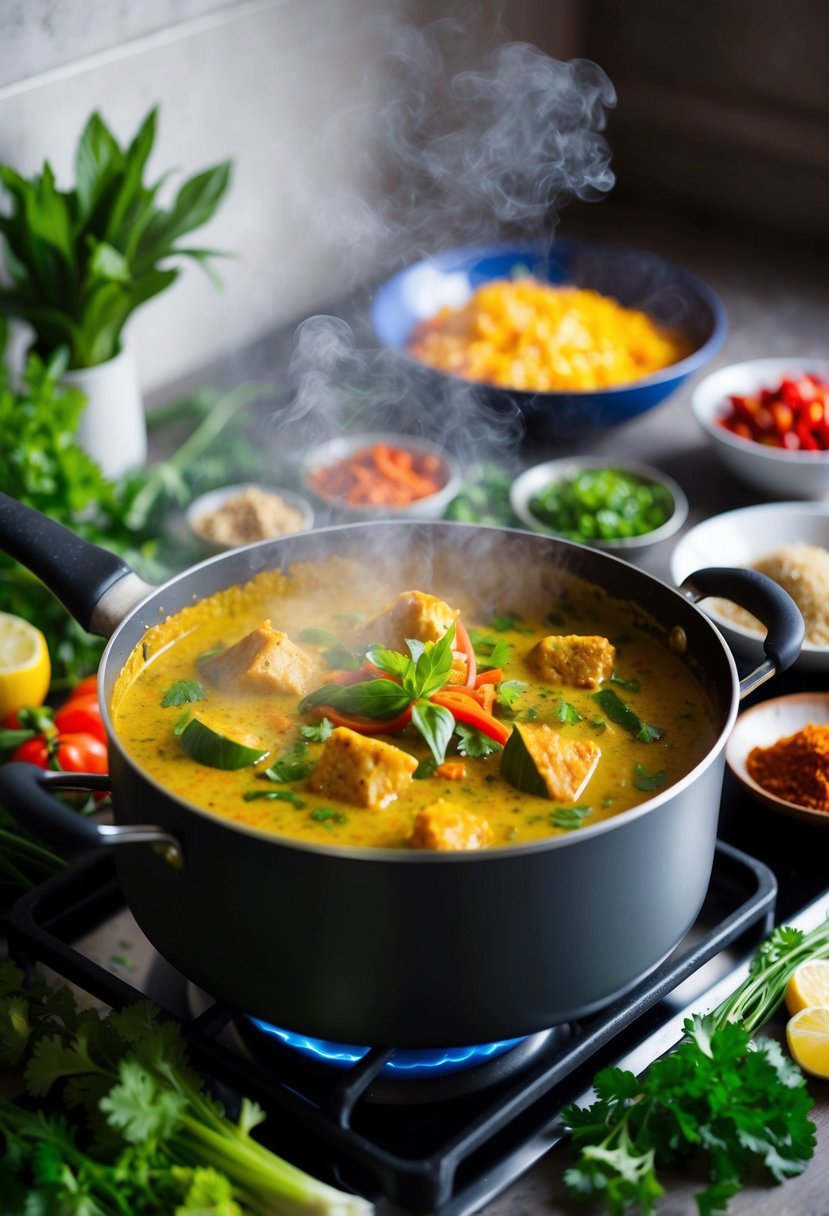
(746, 722, 829, 811)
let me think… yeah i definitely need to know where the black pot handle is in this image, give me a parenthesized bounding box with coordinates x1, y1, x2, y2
(0, 492, 136, 634)
(0, 763, 183, 865)
(680, 566, 805, 694)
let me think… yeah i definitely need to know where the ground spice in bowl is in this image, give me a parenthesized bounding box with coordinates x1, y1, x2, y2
(190, 486, 312, 549)
(746, 723, 829, 812)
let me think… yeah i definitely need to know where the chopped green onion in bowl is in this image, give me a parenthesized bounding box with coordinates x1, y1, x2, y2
(509, 457, 688, 552)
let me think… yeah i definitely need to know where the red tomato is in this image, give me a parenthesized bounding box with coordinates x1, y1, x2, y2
(66, 675, 99, 701)
(53, 694, 106, 743)
(10, 731, 108, 775)
(53, 732, 108, 775)
(10, 736, 51, 767)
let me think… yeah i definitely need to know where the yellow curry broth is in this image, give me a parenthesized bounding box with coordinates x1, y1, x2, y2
(111, 557, 717, 849)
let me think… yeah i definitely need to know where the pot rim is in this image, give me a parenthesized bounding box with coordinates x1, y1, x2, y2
(99, 519, 741, 862)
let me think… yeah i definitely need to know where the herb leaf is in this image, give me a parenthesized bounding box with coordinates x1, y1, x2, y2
(300, 717, 333, 743)
(591, 688, 663, 743)
(550, 804, 593, 830)
(555, 697, 585, 725)
(300, 679, 411, 720)
(160, 679, 206, 707)
(243, 789, 306, 807)
(633, 763, 667, 791)
(496, 679, 527, 712)
(411, 699, 455, 764)
(455, 723, 503, 758)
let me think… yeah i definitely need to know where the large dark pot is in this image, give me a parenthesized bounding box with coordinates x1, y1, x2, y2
(0, 494, 803, 1046)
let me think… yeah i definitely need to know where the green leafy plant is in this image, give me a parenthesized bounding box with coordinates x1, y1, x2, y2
(0, 961, 372, 1214)
(562, 916, 829, 1214)
(0, 107, 232, 367)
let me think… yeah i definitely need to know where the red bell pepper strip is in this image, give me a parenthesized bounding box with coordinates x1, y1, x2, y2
(428, 689, 511, 746)
(474, 667, 503, 688)
(454, 616, 477, 687)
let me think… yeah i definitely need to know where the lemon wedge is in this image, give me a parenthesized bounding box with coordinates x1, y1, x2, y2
(786, 1005, 829, 1079)
(785, 958, 829, 1016)
(0, 612, 51, 717)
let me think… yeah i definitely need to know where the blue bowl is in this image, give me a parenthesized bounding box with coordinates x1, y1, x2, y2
(370, 239, 727, 442)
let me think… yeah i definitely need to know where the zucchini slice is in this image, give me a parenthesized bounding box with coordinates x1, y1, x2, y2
(179, 717, 270, 770)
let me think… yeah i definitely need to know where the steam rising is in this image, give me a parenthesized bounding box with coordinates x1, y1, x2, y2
(267, 8, 617, 470)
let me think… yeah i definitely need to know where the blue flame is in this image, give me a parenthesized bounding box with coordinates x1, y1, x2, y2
(247, 1017, 525, 1075)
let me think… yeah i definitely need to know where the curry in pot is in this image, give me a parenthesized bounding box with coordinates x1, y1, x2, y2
(111, 555, 717, 850)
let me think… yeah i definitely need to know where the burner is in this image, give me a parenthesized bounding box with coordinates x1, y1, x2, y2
(238, 1014, 569, 1104)
(246, 1017, 527, 1075)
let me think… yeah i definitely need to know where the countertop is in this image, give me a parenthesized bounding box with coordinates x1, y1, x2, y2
(13, 202, 829, 1215)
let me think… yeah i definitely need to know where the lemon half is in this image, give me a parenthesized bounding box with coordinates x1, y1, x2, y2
(786, 1005, 829, 1079)
(785, 958, 829, 1016)
(0, 612, 51, 716)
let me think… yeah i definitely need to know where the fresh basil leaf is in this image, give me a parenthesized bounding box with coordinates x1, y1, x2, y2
(411, 699, 455, 764)
(413, 623, 456, 699)
(300, 679, 411, 719)
(160, 679, 206, 708)
(413, 757, 438, 779)
(591, 689, 663, 743)
(365, 644, 414, 681)
(406, 638, 426, 664)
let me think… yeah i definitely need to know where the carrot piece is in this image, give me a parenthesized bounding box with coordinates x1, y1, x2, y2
(435, 761, 466, 780)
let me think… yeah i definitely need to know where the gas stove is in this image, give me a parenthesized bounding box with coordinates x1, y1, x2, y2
(12, 826, 823, 1216)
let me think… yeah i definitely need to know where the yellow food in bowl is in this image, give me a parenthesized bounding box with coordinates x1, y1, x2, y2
(408, 279, 691, 392)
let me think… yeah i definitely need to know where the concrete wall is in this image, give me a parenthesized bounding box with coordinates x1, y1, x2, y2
(0, 0, 579, 394)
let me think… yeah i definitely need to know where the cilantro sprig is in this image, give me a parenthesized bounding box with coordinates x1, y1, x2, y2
(0, 961, 372, 1215)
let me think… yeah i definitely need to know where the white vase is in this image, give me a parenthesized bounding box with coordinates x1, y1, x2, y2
(64, 346, 148, 481)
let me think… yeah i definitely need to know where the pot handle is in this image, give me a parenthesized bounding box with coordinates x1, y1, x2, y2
(0, 763, 184, 868)
(0, 492, 154, 637)
(679, 566, 805, 696)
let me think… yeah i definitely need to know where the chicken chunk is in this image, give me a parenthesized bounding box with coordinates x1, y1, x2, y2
(357, 590, 458, 653)
(529, 634, 615, 689)
(308, 726, 417, 809)
(201, 621, 316, 697)
(408, 799, 494, 851)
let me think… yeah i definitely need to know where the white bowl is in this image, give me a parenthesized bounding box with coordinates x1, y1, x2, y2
(186, 483, 314, 552)
(301, 432, 462, 521)
(669, 501, 829, 672)
(509, 457, 688, 553)
(692, 357, 829, 500)
(726, 693, 829, 828)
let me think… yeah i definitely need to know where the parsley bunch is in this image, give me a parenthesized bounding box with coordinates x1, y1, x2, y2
(0, 961, 372, 1215)
(564, 1015, 815, 1215)
(563, 916, 829, 1214)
